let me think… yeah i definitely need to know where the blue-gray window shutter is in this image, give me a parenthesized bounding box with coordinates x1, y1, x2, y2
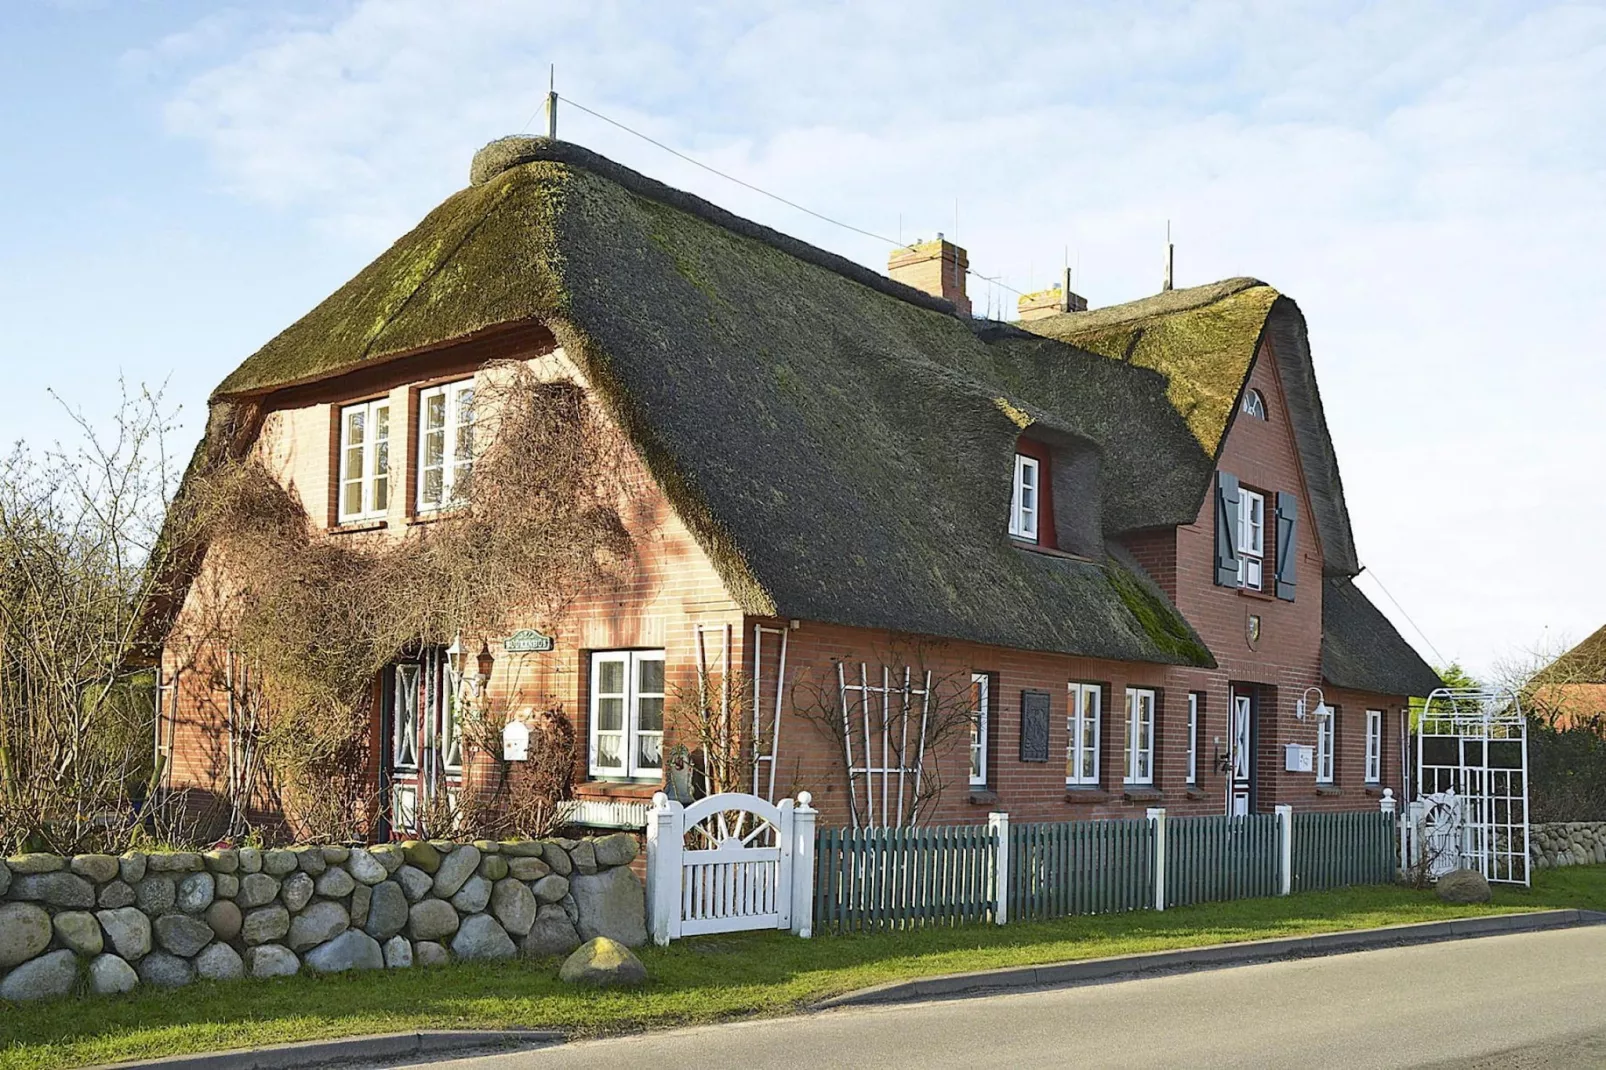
(1275, 490, 1298, 601)
(1214, 471, 1240, 587)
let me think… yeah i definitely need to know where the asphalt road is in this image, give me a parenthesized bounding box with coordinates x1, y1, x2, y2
(384, 926, 1606, 1070)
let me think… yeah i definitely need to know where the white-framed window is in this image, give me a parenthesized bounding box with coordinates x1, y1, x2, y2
(1242, 388, 1267, 420)
(418, 379, 476, 512)
(1237, 488, 1265, 590)
(1124, 687, 1156, 786)
(969, 673, 990, 787)
(1315, 704, 1335, 784)
(1365, 709, 1383, 783)
(589, 650, 665, 779)
(1186, 693, 1201, 785)
(1009, 453, 1039, 541)
(1067, 682, 1102, 786)
(337, 397, 391, 522)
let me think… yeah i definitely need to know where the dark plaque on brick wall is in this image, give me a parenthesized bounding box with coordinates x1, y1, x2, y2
(1020, 689, 1050, 762)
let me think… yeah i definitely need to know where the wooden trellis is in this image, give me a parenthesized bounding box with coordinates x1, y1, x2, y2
(836, 663, 934, 827)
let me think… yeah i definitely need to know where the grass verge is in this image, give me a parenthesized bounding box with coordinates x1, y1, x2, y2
(4, 866, 1604, 1070)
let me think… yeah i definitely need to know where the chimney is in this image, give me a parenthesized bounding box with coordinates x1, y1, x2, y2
(888, 234, 971, 317)
(1017, 271, 1088, 320)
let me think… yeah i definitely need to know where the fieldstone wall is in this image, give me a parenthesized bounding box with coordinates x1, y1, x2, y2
(0, 834, 645, 1003)
(1531, 822, 1606, 869)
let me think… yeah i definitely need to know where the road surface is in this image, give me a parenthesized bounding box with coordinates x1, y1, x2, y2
(375, 925, 1606, 1069)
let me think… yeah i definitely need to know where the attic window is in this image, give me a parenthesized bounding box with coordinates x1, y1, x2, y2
(1242, 389, 1267, 420)
(1009, 455, 1040, 541)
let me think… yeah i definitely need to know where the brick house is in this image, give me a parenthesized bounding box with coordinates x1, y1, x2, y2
(152, 138, 1440, 839)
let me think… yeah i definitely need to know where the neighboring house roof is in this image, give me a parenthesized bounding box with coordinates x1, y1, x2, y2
(203, 139, 1213, 667)
(1537, 625, 1606, 685)
(1321, 577, 1443, 697)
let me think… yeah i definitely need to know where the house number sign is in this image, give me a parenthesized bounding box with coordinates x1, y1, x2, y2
(503, 629, 555, 653)
(1019, 689, 1051, 762)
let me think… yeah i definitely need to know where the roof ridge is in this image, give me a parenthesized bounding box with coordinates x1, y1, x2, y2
(1027, 276, 1270, 334)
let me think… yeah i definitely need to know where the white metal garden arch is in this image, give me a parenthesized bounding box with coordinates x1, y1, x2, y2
(1409, 687, 1530, 885)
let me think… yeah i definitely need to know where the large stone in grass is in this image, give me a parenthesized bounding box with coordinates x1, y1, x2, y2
(97, 906, 152, 960)
(0, 902, 52, 967)
(383, 935, 413, 969)
(1437, 868, 1493, 903)
(304, 929, 383, 974)
(137, 950, 195, 989)
(364, 880, 409, 941)
(407, 898, 459, 941)
(491, 878, 537, 937)
(450, 913, 515, 961)
(287, 900, 349, 951)
(155, 912, 214, 957)
(558, 937, 646, 987)
(242, 905, 290, 945)
(0, 949, 78, 1002)
(432, 845, 481, 898)
(88, 953, 139, 995)
(569, 866, 647, 947)
(177, 871, 215, 913)
(347, 848, 388, 885)
(451, 874, 492, 914)
(593, 833, 639, 868)
(281, 872, 314, 912)
(245, 944, 301, 979)
(53, 910, 103, 955)
(521, 903, 581, 958)
(195, 941, 245, 982)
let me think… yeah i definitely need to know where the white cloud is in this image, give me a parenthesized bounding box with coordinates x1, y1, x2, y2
(150, 0, 1606, 677)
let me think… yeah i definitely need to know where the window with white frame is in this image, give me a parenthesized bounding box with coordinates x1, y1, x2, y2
(1067, 683, 1101, 786)
(589, 650, 665, 779)
(1008, 454, 1039, 541)
(1315, 704, 1335, 784)
(1186, 693, 1201, 785)
(1124, 688, 1156, 785)
(1237, 488, 1265, 590)
(418, 379, 476, 512)
(1365, 709, 1383, 783)
(1241, 388, 1267, 420)
(969, 673, 990, 787)
(337, 397, 391, 522)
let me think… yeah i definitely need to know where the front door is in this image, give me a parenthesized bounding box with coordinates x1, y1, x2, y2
(1228, 687, 1255, 816)
(382, 647, 461, 838)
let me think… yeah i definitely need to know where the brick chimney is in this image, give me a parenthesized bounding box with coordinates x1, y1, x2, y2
(888, 235, 971, 317)
(1017, 282, 1088, 321)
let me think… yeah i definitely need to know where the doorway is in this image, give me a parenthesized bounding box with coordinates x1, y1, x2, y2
(1227, 685, 1258, 816)
(382, 646, 461, 838)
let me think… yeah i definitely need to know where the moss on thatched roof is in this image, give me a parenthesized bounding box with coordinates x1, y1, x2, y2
(205, 139, 1213, 667)
(1321, 577, 1442, 697)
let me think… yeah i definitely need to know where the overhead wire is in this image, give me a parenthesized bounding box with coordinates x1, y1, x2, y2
(1357, 564, 1449, 668)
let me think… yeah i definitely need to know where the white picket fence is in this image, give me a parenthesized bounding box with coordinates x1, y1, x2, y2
(645, 790, 817, 945)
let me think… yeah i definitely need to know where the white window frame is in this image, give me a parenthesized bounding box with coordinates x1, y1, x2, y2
(1242, 388, 1267, 420)
(969, 673, 990, 788)
(1009, 453, 1040, 541)
(1186, 693, 1200, 785)
(1237, 488, 1265, 590)
(1067, 683, 1102, 786)
(1365, 709, 1383, 784)
(588, 649, 666, 779)
(417, 378, 476, 513)
(1124, 687, 1156, 786)
(1315, 704, 1336, 784)
(336, 397, 391, 523)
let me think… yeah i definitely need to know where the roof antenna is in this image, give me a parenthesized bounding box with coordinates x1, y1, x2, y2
(544, 64, 559, 140)
(1163, 220, 1174, 292)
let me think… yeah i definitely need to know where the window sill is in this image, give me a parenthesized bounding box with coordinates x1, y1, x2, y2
(1314, 784, 1342, 796)
(1011, 540, 1094, 563)
(1185, 787, 1207, 800)
(968, 789, 999, 806)
(1065, 786, 1109, 803)
(1236, 586, 1277, 602)
(330, 518, 388, 535)
(1364, 784, 1384, 796)
(407, 507, 468, 526)
(575, 780, 662, 798)
(1122, 786, 1162, 803)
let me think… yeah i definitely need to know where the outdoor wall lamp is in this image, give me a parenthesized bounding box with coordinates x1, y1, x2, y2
(1295, 686, 1328, 722)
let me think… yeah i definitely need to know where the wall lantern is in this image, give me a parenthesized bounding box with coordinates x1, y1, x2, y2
(1295, 686, 1328, 722)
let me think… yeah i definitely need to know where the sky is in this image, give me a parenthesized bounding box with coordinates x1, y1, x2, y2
(2, 0, 1603, 680)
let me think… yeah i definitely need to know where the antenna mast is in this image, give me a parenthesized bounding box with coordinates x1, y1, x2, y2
(1163, 220, 1174, 292)
(544, 64, 559, 140)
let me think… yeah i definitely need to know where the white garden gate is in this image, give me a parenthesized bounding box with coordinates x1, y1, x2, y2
(646, 790, 817, 945)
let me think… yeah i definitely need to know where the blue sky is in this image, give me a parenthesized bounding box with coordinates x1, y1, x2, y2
(3, 0, 1603, 678)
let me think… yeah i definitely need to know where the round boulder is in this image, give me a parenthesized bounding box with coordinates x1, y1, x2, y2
(558, 937, 647, 987)
(407, 898, 460, 941)
(155, 912, 215, 957)
(137, 950, 195, 989)
(195, 941, 245, 982)
(383, 935, 413, 969)
(1437, 868, 1493, 904)
(96, 906, 153, 960)
(347, 848, 389, 886)
(364, 880, 409, 941)
(205, 899, 244, 941)
(70, 853, 121, 883)
(0, 948, 79, 1002)
(53, 910, 104, 955)
(88, 953, 140, 995)
(0, 902, 52, 968)
(242, 905, 291, 945)
(287, 900, 349, 951)
(450, 913, 516, 961)
(569, 866, 648, 947)
(304, 929, 384, 974)
(177, 871, 216, 913)
(245, 944, 301, 979)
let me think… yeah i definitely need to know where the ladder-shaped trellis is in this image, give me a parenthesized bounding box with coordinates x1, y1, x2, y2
(837, 663, 935, 827)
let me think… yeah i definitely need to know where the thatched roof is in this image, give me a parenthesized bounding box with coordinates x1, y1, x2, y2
(1538, 625, 1606, 685)
(207, 139, 1214, 667)
(1321, 577, 1442, 697)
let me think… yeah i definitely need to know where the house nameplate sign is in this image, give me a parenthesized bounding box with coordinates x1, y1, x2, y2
(504, 629, 555, 653)
(1019, 689, 1050, 762)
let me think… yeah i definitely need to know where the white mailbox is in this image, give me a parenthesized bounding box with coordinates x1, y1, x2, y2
(502, 720, 530, 762)
(1284, 742, 1314, 773)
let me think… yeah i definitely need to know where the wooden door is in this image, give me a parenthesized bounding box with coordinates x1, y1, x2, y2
(382, 648, 461, 838)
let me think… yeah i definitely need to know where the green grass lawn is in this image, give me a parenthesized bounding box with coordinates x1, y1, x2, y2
(5, 866, 1604, 1070)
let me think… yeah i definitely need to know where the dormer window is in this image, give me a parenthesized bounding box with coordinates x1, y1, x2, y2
(1242, 388, 1267, 420)
(1009, 454, 1040, 541)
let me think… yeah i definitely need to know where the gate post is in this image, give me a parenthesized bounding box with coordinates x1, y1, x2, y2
(989, 811, 1011, 925)
(646, 792, 684, 946)
(1147, 808, 1167, 911)
(1380, 788, 1397, 814)
(1275, 804, 1293, 895)
(790, 791, 817, 938)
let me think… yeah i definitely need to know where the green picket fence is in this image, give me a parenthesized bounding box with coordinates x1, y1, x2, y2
(1165, 814, 1281, 907)
(1291, 810, 1397, 892)
(813, 824, 997, 933)
(1008, 819, 1155, 921)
